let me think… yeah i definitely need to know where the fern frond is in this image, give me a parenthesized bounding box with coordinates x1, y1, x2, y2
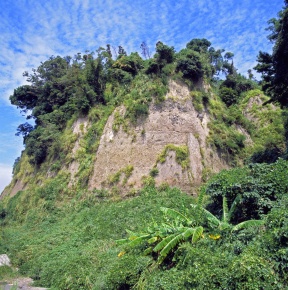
(192, 226, 204, 243)
(232, 219, 264, 232)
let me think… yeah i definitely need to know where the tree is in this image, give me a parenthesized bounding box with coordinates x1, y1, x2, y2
(186, 38, 211, 53)
(155, 41, 175, 65)
(145, 41, 175, 75)
(10, 85, 38, 115)
(140, 41, 150, 59)
(15, 122, 34, 142)
(255, 3, 288, 107)
(118, 46, 127, 58)
(176, 49, 205, 81)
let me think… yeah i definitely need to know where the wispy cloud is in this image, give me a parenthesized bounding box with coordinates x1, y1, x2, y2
(0, 0, 284, 179)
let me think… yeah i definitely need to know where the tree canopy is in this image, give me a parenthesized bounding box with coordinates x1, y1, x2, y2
(255, 2, 288, 107)
(10, 39, 254, 165)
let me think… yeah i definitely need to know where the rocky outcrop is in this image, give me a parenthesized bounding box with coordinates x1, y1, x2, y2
(88, 80, 229, 193)
(0, 254, 11, 267)
(67, 117, 89, 187)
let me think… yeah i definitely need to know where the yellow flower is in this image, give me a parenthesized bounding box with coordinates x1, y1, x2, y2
(118, 251, 125, 258)
(209, 234, 221, 240)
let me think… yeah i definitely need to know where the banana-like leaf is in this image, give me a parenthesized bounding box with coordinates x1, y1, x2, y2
(219, 222, 230, 231)
(232, 219, 264, 232)
(182, 227, 195, 239)
(192, 226, 204, 243)
(160, 207, 191, 223)
(147, 236, 158, 244)
(143, 247, 153, 256)
(159, 234, 185, 261)
(222, 196, 229, 223)
(153, 233, 178, 252)
(191, 204, 221, 227)
(196, 190, 205, 208)
(115, 238, 128, 245)
(228, 194, 241, 222)
(128, 234, 150, 247)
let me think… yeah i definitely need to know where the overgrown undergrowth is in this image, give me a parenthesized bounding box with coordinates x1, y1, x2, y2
(1, 159, 288, 289)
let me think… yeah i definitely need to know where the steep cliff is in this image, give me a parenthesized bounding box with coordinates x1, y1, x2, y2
(88, 80, 228, 193)
(2, 80, 285, 198)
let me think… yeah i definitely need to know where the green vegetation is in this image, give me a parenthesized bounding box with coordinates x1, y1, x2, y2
(107, 165, 134, 186)
(2, 160, 288, 288)
(0, 183, 194, 289)
(3, 5, 288, 287)
(156, 144, 189, 169)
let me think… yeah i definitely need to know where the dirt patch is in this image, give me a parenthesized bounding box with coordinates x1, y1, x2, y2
(1, 277, 47, 290)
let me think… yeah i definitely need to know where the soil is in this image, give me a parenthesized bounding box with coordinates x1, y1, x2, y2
(1, 278, 47, 290)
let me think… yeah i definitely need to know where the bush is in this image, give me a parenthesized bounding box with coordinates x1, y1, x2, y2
(219, 86, 239, 106)
(176, 49, 205, 81)
(204, 159, 288, 223)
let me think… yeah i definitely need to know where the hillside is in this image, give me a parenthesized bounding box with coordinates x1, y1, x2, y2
(0, 34, 288, 289)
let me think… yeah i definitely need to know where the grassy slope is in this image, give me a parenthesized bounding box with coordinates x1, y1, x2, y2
(0, 182, 194, 289)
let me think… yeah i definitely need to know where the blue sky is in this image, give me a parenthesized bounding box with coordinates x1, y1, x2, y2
(0, 0, 285, 192)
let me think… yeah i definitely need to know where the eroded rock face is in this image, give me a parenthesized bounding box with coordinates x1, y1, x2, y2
(89, 80, 228, 193)
(68, 117, 89, 187)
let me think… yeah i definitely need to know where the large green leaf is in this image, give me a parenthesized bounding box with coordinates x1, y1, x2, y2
(228, 194, 241, 222)
(191, 204, 221, 227)
(159, 234, 184, 261)
(127, 234, 150, 247)
(160, 207, 191, 224)
(153, 233, 178, 252)
(232, 219, 264, 232)
(222, 196, 229, 223)
(192, 226, 204, 243)
(182, 228, 195, 239)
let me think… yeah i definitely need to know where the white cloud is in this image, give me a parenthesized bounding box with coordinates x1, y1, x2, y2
(0, 0, 284, 184)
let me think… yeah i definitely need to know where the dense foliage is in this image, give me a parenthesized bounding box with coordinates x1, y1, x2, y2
(255, 1, 288, 108)
(10, 38, 251, 167)
(1, 159, 288, 289)
(3, 3, 288, 287)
